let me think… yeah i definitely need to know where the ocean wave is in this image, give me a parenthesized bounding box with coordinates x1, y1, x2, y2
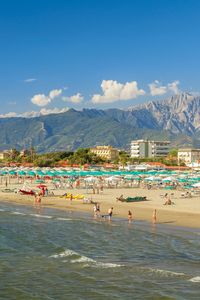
(30, 214, 52, 219)
(0, 208, 5, 211)
(91, 262, 123, 269)
(50, 249, 123, 268)
(189, 276, 200, 283)
(70, 254, 123, 268)
(49, 249, 78, 258)
(145, 268, 185, 277)
(11, 212, 26, 215)
(56, 217, 73, 221)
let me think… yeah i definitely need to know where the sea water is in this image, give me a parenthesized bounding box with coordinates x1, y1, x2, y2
(0, 202, 200, 300)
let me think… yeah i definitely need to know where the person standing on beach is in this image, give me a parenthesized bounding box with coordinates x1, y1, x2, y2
(93, 204, 97, 218)
(34, 193, 41, 208)
(96, 203, 100, 217)
(37, 194, 41, 207)
(108, 207, 113, 221)
(70, 193, 73, 204)
(128, 210, 132, 223)
(152, 209, 157, 224)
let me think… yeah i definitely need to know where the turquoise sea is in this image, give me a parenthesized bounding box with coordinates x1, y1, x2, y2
(0, 202, 200, 300)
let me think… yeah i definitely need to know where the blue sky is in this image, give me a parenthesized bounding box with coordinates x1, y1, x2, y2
(0, 0, 200, 117)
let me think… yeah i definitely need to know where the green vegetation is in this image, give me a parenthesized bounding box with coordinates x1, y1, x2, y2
(1, 148, 105, 167)
(0, 146, 183, 167)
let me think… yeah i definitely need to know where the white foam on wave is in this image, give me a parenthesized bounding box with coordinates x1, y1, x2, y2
(71, 255, 123, 268)
(49, 249, 78, 258)
(49, 249, 123, 268)
(0, 208, 5, 211)
(56, 217, 73, 221)
(71, 255, 95, 263)
(30, 214, 52, 219)
(146, 268, 185, 277)
(11, 212, 26, 216)
(189, 276, 200, 283)
(92, 262, 123, 269)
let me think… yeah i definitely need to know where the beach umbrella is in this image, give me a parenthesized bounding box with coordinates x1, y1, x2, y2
(191, 182, 200, 187)
(1, 170, 8, 175)
(84, 176, 97, 183)
(36, 184, 47, 188)
(27, 171, 36, 177)
(18, 170, 26, 176)
(162, 176, 176, 182)
(177, 178, 187, 183)
(105, 176, 120, 181)
(45, 171, 55, 177)
(9, 170, 17, 175)
(145, 176, 161, 181)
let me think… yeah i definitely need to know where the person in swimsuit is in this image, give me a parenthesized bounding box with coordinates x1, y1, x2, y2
(152, 209, 157, 224)
(93, 204, 97, 218)
(128, 210, 132, 223)
(108, 207, 113, 221)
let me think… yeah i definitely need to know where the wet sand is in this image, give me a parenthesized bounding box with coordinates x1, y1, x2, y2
(0, 184, 200, 228)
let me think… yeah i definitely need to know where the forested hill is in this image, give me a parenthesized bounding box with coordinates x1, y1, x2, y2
(0, 93, 200, 152)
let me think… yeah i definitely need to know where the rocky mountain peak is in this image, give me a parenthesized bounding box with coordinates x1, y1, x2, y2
(128, 92, 200, 135)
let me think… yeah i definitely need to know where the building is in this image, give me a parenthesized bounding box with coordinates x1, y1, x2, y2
(178, 148, 200, 165)
(90, 146, 119, 161)
(0, 150, 11, 160)
(130, 140, 170, 158)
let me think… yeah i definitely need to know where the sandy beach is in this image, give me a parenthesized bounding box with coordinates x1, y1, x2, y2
(0, 182, 200, 229)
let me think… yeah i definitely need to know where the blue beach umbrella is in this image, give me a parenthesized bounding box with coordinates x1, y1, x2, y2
(18, 170, 26, 176)
(9, 170, 17, 175)
(28, 171, 36, 177)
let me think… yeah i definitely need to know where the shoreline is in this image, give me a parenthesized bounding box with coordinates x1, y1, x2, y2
(0, 186, 200, 229)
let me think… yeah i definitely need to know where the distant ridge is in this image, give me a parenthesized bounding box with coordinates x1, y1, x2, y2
(0, 93, 200, 152)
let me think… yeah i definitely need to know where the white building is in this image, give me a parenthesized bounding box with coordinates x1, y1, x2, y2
(178, 148, 200, 165)
(130, 140, 170, 158)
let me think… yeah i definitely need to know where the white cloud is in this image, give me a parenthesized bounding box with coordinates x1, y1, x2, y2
(31, 94, 51, 107)
(39, 107, 69, 115)
(62, 93, 84, 103)
(24, 78, 37, 83)
(168, 80, 180, 94)
(49, 89, 62, 99)
(91, 80, 145, 104)
(0, 112, 17, 118)
(0, 107, 69, 119)
(149, 80, 180, 96)
(31, 88, 63, 107)
(149, 80, 167, 96)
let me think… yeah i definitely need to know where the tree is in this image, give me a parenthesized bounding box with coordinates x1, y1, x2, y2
(118, 151, 130, 167)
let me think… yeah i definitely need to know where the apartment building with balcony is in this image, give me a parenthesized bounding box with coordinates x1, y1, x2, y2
(178, 148, 200, 165)
(130, 140, 170, 158)
(90, 145, 119, 161)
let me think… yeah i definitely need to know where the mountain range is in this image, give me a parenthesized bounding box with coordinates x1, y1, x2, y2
(0, 93, 200, 152)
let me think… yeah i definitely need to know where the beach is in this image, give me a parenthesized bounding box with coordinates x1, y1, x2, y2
(1, 183, 200, 228)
